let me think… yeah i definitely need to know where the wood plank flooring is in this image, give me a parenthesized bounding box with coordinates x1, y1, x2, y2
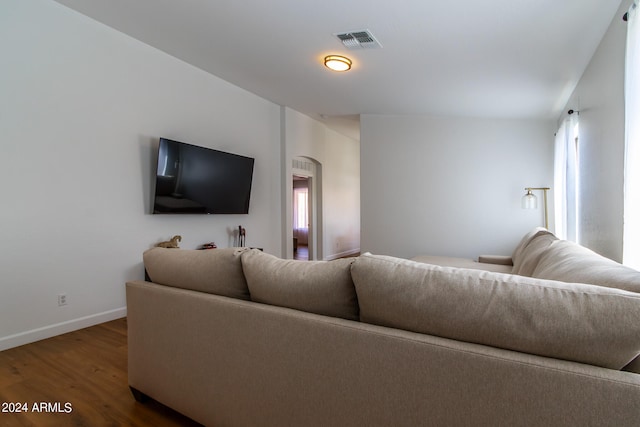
(293, 244, 309, 260)
(0, 318, 202, 427)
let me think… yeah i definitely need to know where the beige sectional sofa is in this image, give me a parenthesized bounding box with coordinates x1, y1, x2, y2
(126, 230, 640, 426)
(412, 227, 640, 294)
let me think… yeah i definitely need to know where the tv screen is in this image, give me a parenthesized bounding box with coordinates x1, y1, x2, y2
(153, 138, 255, 214)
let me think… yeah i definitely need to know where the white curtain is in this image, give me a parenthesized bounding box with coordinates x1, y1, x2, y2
(624, 2, 640, 269)
(553, 114, 579, 241)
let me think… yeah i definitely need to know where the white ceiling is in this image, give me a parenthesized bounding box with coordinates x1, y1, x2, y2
(54, 0, 623, 138)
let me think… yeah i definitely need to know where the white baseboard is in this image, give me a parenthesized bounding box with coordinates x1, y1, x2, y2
(0, 307, 127, 351)
(324, 248, 361, 261)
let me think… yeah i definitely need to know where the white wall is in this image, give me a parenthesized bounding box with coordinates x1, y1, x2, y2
(361, 114, 554, 259)
(561, 0, 632, 262)
(323, 127, 361, 259)
(283, 108, 360, 260)
(0, 0, 282, 349)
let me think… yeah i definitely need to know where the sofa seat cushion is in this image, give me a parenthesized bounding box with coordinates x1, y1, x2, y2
(351, 253, 640, 370)
(143, 247, 250, 300)
(532, 240, 640, 293)
(240, 249, 359, 321)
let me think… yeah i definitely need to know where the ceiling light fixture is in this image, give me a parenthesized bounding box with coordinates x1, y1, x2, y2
(324, 55, 352, 72)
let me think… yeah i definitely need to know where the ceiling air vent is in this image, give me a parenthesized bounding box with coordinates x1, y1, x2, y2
(334, 29, 382, 50)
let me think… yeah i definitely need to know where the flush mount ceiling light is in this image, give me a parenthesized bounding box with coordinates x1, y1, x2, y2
(324, 55, 352, 72)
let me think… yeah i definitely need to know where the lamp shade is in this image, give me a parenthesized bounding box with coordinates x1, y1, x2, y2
(522, 189, 537, 209)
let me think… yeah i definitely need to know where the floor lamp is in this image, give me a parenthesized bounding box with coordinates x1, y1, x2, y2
(522, 187, 550, 229)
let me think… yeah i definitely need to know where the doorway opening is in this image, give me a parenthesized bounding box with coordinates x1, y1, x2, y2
(293, 175, 310, 260)
(290, 156, 322, 260)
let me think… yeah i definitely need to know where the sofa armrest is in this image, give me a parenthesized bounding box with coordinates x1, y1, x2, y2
(477, 255, 513, 266)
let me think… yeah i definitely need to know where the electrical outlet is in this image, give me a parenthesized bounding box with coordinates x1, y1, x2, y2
(58, 294, 67, 306)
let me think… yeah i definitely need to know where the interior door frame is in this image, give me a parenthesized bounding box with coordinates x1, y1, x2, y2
(290, 157, 322, 260)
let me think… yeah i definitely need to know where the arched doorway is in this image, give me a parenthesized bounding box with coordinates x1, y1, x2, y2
(291, 157, 322, 260)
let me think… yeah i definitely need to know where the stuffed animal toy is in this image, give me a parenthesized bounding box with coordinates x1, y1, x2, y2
(156, 235, 182, 248)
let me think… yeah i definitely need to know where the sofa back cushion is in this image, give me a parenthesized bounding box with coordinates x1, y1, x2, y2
(511, 231, 558, 276)
(351, 253, 640, 370)
(511, 227, 553, 262)
(143, 247, 250, 300)
(240, 249, 359, 321)
(533, 240, 640, 293)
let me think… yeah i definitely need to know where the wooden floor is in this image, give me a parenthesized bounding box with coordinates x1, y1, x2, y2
(294, 244, 309, 260)
(0, 318, 202, 427)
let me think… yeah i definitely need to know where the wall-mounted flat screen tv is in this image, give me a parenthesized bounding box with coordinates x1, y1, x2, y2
(153, 138, 255, 214)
